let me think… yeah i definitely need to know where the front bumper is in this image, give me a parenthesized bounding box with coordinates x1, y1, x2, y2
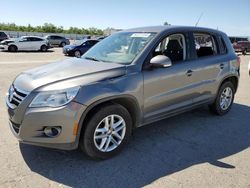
(6, 99, 86, 150)
(63, 48, 74, 55)
(0, 45, 8, 50)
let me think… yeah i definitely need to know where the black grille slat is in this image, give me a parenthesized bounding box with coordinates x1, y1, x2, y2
(15, 89, 27, 97)
(9, 85, 28, 108)
(11, 99, 20, 106)
(13, 94, 22, 102)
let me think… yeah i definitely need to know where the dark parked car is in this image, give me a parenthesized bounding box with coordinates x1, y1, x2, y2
(96, 35, 107, 40)
(0, 31, 9, 42)
(233, 41, 250, 55)
(45, 35, 70, 47)
(63, 39, 99, 57)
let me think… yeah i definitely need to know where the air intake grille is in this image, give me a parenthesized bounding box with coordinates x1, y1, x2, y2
(8, 85, 28, 108)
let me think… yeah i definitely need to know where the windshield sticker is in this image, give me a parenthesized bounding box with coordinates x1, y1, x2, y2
(131, 33, 151, 38)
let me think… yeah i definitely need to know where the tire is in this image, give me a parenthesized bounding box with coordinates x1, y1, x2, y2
(8, 45, 17, 52)
(80, 104, 132, 160)
(60, 42, 66, 47)
(242, 49, 247, 55)
(74, 50, 81, 58)
(40, 45, 48, 52)
(209, 81, 235, 115)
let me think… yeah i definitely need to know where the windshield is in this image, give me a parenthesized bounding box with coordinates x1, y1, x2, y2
(73, 40, 86, 45)
(82, 32, 155, 64)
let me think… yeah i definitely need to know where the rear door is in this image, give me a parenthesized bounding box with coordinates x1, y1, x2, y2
(55, 36, 63, 45)
(30, 37, 44, 50)
(49, 36, 57, 45)
(187, 32, 224, 103)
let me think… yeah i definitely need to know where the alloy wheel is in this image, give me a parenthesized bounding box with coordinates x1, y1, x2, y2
(93, 114, 126, 152)
(220, 87, 233, 110)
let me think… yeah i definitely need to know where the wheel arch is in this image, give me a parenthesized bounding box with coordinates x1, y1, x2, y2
(76, 95, 142, 144)
(8, 44, 18, 51)
(219, 75, 239, 93)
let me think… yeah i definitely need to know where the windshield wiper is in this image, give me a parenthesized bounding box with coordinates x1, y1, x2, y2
(84, 56, 100, 62)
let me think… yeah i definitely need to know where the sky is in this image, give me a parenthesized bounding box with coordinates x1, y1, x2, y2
(1, 0, 250, 36)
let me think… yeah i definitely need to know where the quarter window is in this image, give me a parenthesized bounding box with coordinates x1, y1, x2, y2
(193, 33, 217, 58)
(218, 36, 227, 54)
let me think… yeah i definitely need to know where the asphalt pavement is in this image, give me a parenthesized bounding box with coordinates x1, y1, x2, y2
(0, 49, 249, 188)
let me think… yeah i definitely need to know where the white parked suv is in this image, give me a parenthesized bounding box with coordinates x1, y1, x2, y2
(0, 36, 50, 52)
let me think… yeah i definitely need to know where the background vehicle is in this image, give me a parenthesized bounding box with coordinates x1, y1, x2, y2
(0, 31, 9, 42)
(45, 35, 70, 47)
(6, 26, 240, 160)
(0, 36, 50, 52)
(63, 39, 99, 57)
(233, 41, 250, 55)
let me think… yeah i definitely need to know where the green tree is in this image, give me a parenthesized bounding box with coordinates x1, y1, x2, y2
(163, 21, 171, 26)
(0, 22, 104, 35)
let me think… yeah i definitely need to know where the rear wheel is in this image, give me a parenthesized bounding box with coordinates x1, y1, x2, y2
(209, 81, 235, 115)
(40, 45, 48, 52)
(80, 104, 132, 160)
(8, 45, 17, 52)
(60, 42, 66, 47)
(74, 50, 81, 58)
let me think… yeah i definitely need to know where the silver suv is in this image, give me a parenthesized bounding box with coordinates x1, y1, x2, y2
(6, 26, 240, 159)
(45, 35, 70, 47)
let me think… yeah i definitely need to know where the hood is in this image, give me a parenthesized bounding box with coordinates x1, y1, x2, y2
(14, 58, 126, 92)
(0, 39, 15, 44)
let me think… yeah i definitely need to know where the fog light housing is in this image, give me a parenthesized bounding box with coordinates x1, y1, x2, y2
(44, 126, 61, 138)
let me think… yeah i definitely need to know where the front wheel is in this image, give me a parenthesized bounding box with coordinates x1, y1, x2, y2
(80, 104, 132, 160)
(209, 81, 235, 115)
(40, 45, 48, 52)
(8, 45, 17, 52)
(74, 50, 81, 58)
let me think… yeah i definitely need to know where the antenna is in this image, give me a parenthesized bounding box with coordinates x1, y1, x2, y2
(195, 13, 204, 27)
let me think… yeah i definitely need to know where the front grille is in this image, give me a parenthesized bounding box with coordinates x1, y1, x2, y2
(8, 85, 28, 108)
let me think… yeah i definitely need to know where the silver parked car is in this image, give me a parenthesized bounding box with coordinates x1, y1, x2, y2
(45, 35, 70, 47)
(6, 26, 240, 159)
(0, 36, 50, 52)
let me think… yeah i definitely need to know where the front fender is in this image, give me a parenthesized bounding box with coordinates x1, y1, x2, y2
(74, 73, 144, 108)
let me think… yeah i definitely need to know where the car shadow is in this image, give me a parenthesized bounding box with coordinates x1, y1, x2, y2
(1, 50, 54, 53)
(19, 103, 250, 187)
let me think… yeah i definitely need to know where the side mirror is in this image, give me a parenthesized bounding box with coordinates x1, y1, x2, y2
(150, 55, 172, 68)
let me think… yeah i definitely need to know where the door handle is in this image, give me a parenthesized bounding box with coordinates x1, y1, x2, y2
(220, 64, 224, 69)
(186, 70, 193, 77)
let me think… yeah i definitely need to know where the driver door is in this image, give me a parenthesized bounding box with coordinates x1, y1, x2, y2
(143, 33, 196, 122)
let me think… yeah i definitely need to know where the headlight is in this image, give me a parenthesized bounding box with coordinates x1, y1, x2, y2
(29, 87, 79, 108)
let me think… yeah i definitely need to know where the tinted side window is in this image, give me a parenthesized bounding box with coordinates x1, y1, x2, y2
(55, 36, 63, 39)
(89, 40, 98, 45)
(21, 37, 29, 41)
(30, 37, 43, 41)
(218, 36, 228, 54)
(193, 33, 217, 58)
